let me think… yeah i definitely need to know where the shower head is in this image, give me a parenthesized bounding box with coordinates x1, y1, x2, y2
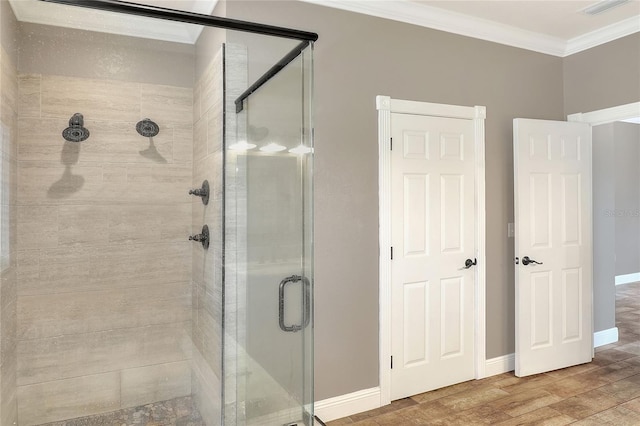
(62, 113, 90, 142)
(136, 118, 159, 137)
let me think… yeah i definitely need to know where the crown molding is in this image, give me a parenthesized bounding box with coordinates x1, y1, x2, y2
(564, 15, 640, 56)
(299, 0, 639, 57)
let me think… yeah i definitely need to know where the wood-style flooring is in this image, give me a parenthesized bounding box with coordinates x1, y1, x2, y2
(327, 281, 640, 425)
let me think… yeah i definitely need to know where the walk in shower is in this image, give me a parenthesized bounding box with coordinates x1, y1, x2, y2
(0, 0, 314, 424)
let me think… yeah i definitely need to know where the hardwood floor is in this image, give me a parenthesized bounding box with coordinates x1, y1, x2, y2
(327, 282, 640, 425)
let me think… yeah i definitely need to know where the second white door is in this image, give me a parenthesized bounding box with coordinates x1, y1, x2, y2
(513, 118, 593, 377)
(390, 112, 476, 400)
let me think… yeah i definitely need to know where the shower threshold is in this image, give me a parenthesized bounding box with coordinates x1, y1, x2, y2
(37, 396, 205, 426)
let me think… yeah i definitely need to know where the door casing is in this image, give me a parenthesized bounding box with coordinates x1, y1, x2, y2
(568, 102, 640, 127)
(376, 96, 487, 406)
(568, 101, 640, 350)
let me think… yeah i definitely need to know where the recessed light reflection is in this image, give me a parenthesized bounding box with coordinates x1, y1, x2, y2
(288, 144, 313, 154)
(259, 143, 287, 153)
(229, 141, 257, 151)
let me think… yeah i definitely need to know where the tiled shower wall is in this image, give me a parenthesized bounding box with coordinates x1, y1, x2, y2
(222, 43, 248, 426)
(191, 47, 224, 426)
(189, 40, 249, 426)
(15, 73, 194, 425)
(1, 45, 19, 426)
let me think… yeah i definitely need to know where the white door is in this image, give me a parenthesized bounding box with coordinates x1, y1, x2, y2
(391, 113, 476, 400)
(514, 118, 593, 377)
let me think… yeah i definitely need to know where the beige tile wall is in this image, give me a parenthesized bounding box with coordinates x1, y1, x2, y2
(1, 44, 19, 426)
(223, 42, 249, 426)
(191, 47, 224, 426)
(16, 73, 194, 425)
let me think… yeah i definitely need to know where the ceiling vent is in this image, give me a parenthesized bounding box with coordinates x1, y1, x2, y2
(582, 0, 629, 15)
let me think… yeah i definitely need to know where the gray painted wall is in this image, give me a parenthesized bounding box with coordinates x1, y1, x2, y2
(592, 123, 617, 332)
(563, 33, 640, 352)
(225, 1, 640, 402)
(592, 122, 640, 333)
(225, 0, 567, 400)
(613, 122, 640, 276)
(563, 33, 640, 116)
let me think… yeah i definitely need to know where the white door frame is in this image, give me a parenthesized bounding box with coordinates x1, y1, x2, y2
(567, 101, 640, 126)
(568, 101, 640, 348)
(376, 95, 487, 406)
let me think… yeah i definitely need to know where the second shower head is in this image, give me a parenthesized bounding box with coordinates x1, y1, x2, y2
(136, 118, 159, 137)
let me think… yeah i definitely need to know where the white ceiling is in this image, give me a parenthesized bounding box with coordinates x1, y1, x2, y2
(9, 0, 640, 54)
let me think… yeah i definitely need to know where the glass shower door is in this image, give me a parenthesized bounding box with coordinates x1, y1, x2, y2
(225, 40, 314, 426)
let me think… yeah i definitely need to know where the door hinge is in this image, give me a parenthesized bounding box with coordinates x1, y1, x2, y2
(390, 247, 393, 260)
(391, 356, 393, 369)
(390, 137, 393, 150)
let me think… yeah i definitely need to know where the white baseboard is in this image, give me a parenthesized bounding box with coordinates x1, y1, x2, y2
(319, 329, 619, 423)
(481, 327, 619, 379)
(484, 353, 515, 377)
(594, 327, 619, 347)
(615, 273, 640, 286)
(314, 387, 381, 423)
(330, 346, 597, 418)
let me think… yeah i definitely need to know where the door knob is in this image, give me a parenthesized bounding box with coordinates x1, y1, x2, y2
(464, 258, 477, 269)
(521, 256, 542, 266)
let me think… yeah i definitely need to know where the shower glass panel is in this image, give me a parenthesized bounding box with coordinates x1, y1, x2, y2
(224, 34, 314, 426)
(0, 1, 314, 425)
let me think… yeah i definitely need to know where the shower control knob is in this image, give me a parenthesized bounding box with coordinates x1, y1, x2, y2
(189, 225, 209, 250)
(189, 180, 209, 205)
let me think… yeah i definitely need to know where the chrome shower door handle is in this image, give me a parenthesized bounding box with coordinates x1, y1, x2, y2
(278, 275, 311, 333)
